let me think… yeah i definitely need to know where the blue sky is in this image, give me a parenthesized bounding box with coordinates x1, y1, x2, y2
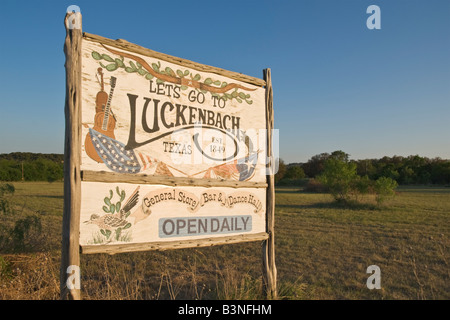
(0, 0, 449, 163)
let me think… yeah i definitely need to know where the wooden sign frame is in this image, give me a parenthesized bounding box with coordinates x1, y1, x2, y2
(61, 12, 276, 300)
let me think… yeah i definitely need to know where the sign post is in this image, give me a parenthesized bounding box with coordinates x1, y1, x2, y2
(61, 12, 276, 300)
(61, 11, 82, 300)
(262, 69, 277, 299)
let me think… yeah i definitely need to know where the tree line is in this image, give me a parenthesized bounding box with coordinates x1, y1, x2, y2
(1, 151, 449, 185)
(0, 153, 64, 182)
(276, 150, 450, 185)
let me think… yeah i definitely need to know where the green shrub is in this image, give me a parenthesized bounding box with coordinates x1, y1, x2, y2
(317, 158, 398, 206)
(317, 158, 358, 202)
(374, 176, 398, 204)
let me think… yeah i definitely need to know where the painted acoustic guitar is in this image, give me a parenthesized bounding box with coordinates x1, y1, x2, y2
(85, 75, 117, 163)
(95, 68, 108, 114)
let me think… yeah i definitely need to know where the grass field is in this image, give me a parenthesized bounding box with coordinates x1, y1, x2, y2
(0, 182, 448, 299)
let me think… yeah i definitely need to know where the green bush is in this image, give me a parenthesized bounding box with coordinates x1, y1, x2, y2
(318, 158, 398, 206)
(317, 158, 358, 202)
(374, 176, 398, 204)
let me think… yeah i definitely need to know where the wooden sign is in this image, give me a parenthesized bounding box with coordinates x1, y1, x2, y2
(78, 35, 269, 253)
(61, 12, 276, 300)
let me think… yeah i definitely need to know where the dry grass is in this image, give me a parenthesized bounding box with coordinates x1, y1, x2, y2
(275, 186, 449, 300)
(0, 182, 449, 300)
(0, 252, 60, 299)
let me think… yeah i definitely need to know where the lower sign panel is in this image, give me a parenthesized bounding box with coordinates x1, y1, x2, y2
(79, 182, 266, 249)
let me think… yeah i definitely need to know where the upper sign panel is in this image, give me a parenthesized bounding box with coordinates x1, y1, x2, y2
(80, 39, 267, 183)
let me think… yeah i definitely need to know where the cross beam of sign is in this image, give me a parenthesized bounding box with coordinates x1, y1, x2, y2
(101, 44, 258, 94)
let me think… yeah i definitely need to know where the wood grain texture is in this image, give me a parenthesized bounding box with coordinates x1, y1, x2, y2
(81, 232, 269, 255)
(261, 68, 277, 299)
(81, 170, 268, 188)
(61, 12, 82, 300)
(83, 32, 266, 88)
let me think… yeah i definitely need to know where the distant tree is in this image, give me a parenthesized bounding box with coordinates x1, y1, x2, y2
(275, 159, 287, 184)
(430, 159, 450, 184)
(284, 166, 305, 180)
(356, 159, 376, 178)
(329, 150, 350, 162)
(46, 160, 64, 182)
(302, 152, 330, 178)
(302, 150, 351, 178)
(0, 159, 22, 181)
(398, 166, 415, 184)
(381, 166, 400, 182)
(0, 153, 64, 182)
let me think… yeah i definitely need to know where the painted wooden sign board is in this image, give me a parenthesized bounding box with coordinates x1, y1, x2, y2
(62, 12, 275, 300)
(77, 35, 270, 254)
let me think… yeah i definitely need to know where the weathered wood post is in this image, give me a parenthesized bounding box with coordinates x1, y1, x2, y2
(262, 68, 277, 299)
(60, 11, 82, 300)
